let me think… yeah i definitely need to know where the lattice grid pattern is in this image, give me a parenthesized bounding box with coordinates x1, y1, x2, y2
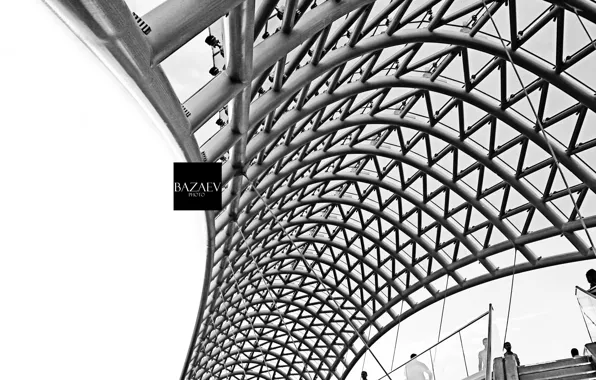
(47, 1, 596, 380)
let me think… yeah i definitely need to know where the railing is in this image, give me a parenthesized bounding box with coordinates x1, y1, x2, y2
(377, 304, 502, 380)
(576, 286, 596, 343)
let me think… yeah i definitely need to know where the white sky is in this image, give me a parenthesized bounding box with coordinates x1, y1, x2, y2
(1, 2, 595, 380)
(1, 3, 205, 380)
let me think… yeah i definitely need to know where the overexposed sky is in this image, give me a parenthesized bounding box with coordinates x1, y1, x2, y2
(1, 2, 595, 380)
(1, 2, 205, 380)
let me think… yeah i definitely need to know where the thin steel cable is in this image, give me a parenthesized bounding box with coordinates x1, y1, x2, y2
(572, 7, 596, 51)
(479, 0, 596, 253)
(476, 1, 533, 347)
(458, 331, 469, 377)
(220, 8, 596, 378)
(429, 350, 437, 380)
(430, 275, 450, 376)
(435, 275, 450, 345)
(361, 325, 372, 373)
(502, 248, 518, 345)
(375, 311, 491, 380)
(244, 175, 455, 378)
(390, 300, 406, 370)
(244, 174, 396, 380)
(479, 0, 596, 345)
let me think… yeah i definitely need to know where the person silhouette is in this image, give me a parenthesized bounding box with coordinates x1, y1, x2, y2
(571, 348, 580, 358)
(405, 354, 433, 380)
(361, 371, 368, 380)
(478, 338, 488, 371)
(586, 269, 596, 295)
(503, 342, 520, 366)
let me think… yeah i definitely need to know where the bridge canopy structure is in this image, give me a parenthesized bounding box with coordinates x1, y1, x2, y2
(46, 0, 596, 380)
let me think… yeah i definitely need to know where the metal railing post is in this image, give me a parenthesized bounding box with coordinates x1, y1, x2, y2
(486, 304, 493, 380)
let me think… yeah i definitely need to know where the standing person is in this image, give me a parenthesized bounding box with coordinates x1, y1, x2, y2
(478, 338, 488, 372)
(405, 354, 434, 380)
(503, 342, 520, 366)
(586, 270, 596, 295)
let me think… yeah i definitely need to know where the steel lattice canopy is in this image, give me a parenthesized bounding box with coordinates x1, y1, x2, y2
(46, 1, 596, 380)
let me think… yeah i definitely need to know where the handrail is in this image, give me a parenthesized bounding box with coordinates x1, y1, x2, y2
(459, 331, 469, 377)
(576, 286, 596, 299)
(376, 309, 490, 380)
(575, 286, 596, 342)
(486, 304, 493, 380)
(585, 342, 596, 358)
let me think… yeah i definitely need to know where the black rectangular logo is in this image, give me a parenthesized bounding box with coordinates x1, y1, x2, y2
(174, 163, 222, 210)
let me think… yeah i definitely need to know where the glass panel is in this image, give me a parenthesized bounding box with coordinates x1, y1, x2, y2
(385, 306, 495, 380)
(576, 286, 596, 342)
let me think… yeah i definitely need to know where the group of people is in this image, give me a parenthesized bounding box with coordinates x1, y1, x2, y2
(360, 340, 520, 380)
(385, 340, 587, 380)
(479, 340, 520, 367)
(359, 270, 596, 380)
(399, 341, 520, 380)
(479, 340, 520, 369)
(359, 338, 590, 380)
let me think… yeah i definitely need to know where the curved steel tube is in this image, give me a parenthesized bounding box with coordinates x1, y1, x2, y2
(333, 250, 595, 380)
(48, 1, 596, 380)
(202, 334, 333, 379)
(207, 27, 596, 164)
(200, 312, 349, 365)
(200, 300, 355, 357)
(213, 248, 409, 309)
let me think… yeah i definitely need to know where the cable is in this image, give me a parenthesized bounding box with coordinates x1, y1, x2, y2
(479, 0, 596, 351)
(376, 311, 491, 380)
(435, 275, 450, 348)
(572, 7, 596, 51)
(244, 174, 460, 380)
(225, 7, 596, 378)
(362, 325, 372, 373)
(459, 331, 470, 377)
(502, 248, 518, 344)
(479, 0, 596, 253)
(429, 275, 450, 380)
(476, 0, 539, 350)
(390, 300, 406, 370)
